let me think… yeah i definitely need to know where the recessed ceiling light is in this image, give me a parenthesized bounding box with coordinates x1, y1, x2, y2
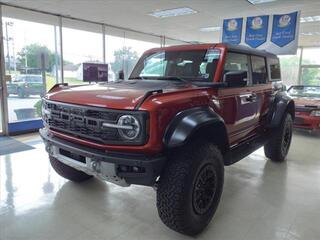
(300, 15, 320, 23)
(200, 26, 221, 32)
(148, 7, 197, 18)
(247, 0, 277, 4)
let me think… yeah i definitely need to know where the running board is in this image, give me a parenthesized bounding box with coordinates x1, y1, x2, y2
(224, 134, 269, 166)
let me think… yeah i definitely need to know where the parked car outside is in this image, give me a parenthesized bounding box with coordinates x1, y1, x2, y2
(288, 85, 320, 131)
(7, 74, 44, 98)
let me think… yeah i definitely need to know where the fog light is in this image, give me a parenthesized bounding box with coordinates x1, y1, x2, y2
(120, 165, 128, 172)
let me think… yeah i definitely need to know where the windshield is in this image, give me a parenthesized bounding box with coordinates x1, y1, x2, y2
(288, 86, 320, 98)
(130, 49, 220, 82)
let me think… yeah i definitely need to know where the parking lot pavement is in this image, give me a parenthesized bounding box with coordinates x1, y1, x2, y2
(7, 95, 41, 122)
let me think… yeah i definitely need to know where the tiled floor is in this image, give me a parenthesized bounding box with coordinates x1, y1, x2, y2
(0, 131, 320, 240)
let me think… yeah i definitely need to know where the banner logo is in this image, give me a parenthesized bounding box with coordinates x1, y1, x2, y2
(278, 15, 291, 28)
(227, 19, 239, 31)
(251, 17, 263, 30)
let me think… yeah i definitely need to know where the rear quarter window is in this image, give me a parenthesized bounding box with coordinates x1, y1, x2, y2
(268, 58, 281, 81)
(251, 56, 267, 84)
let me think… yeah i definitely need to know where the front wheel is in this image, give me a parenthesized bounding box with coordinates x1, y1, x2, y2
(50, 156, 93, 182)
(157, 141, 224, 236)
(264, 113, 293, 162)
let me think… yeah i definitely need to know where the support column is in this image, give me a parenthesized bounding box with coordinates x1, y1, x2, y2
(102, 24, 106, 64)
(297, 47, 303, 85)
(59, 16, 64, 83)
(0, 5, 9, 135)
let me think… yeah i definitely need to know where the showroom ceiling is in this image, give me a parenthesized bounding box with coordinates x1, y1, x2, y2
(1, 0, 320, 47)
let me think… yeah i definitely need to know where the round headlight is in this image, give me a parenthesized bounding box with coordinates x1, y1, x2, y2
(117, 115, 141, 140)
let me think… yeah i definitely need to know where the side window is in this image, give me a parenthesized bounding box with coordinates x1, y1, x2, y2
(224, 52, 249, 87)
(224, 53, 249, 73)
(269, 58, 281, 80)
(251, 56, 267, 84)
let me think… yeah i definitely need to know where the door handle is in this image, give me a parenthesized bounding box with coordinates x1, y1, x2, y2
(246, 93, 257, 102)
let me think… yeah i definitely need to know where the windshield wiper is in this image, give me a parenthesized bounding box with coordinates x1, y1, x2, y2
(129, 76, 191, 84)
(128, 76, 146, 80)
(156, 76, 190, 84)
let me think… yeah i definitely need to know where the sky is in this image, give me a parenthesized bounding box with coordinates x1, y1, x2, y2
(2, 17, 159, 65)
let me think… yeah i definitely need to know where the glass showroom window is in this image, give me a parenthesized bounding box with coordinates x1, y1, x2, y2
(105, 32, 125, 82)
(301, 47, 320, 86)
(62, 19, 103, 85)
(105, 30, 160, 81)
(123, 35, 160, 80)
(279, 48, 301, 86)
(2, 11, 60, 123)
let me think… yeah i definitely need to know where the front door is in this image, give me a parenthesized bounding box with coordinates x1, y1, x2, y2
(218, 52, 260, 146)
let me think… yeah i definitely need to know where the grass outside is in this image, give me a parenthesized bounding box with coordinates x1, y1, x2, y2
(46, 75, 83, 91)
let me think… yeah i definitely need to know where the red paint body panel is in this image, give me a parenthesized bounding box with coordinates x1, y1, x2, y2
(294, 112, 320, 130)
(293, 98, 320, 130)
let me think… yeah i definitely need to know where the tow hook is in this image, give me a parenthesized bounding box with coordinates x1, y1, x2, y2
(91, 160, 100, 173)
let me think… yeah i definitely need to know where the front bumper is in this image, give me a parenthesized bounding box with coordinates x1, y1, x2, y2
(40, 128, 166, 186)
(294, 115, 320, 130)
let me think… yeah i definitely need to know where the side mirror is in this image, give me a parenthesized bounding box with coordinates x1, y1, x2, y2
(224, 71, 247, 88)
(117, 70, 124, 80)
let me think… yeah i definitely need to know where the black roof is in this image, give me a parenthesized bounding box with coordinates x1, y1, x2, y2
(224, 43, 278, 58)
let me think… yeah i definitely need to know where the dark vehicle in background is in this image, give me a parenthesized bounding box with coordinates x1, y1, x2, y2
(288, 85, 320, 131)
(7, 74, 44, 98)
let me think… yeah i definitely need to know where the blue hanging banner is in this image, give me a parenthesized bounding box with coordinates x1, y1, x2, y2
(271, 11, 298, 47)
(222, 18, 243, 45)
(245, 15, 269, 48)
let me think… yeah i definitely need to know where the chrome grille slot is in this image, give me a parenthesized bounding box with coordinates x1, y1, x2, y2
(42, 99, 148, 145)
(44, 100, 121, 143)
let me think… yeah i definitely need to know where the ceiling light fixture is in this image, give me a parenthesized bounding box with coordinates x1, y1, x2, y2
(247, 0, 277, 4)
(148, 7, 197, 18)
(300, 15, 320, 23)
(200, 26, 221, 32)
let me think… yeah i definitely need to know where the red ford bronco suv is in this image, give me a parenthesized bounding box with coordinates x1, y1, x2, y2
(40, 43, 295, 236)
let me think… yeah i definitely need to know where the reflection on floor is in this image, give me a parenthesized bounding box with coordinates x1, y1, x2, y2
(0, 131, 320, 240)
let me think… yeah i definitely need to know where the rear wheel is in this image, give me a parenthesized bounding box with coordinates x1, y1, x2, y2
(50, 156, 93, 182)
(157, 140, 224, 236)
(264, 113, 293, 162)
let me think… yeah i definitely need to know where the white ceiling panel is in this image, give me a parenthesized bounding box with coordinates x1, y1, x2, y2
(1, 0, 320, 46)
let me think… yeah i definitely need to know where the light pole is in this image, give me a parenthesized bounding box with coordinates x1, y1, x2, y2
(4, 21, 13, 74)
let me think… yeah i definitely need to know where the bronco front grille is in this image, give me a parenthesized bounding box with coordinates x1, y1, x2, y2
(42, 99, 148, 145)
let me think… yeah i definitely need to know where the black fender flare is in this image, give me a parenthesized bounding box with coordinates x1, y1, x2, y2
(268, 91, 295, 128)
(163, 107, 229, 152)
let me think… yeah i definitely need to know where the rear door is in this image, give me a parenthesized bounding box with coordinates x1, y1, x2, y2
(250, 55, 273, 127)
(217, 52, 260, 145)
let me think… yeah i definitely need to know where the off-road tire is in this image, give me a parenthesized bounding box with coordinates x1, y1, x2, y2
(50, 156, 93, 182)
(264, 113, 293, 162)
(157, 140, 224, 236)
